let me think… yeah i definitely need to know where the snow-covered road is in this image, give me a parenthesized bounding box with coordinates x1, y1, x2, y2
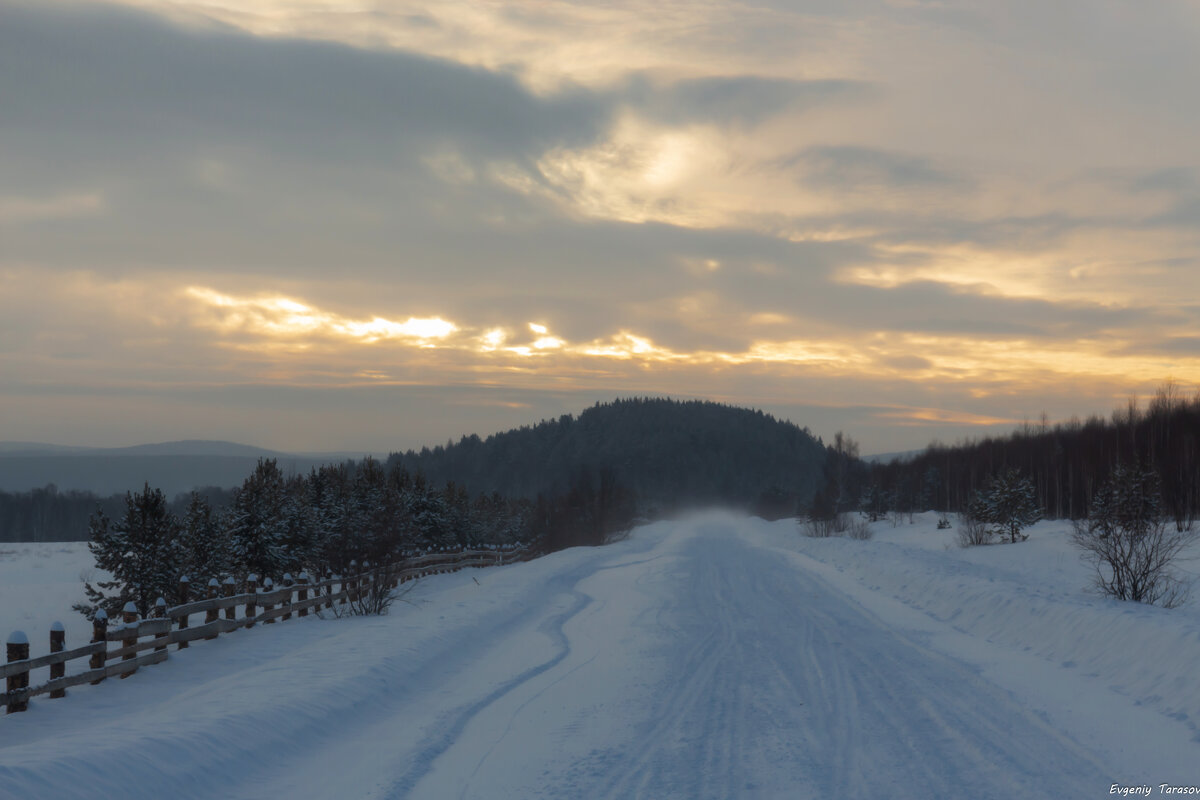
(1, 514, 1193, 799)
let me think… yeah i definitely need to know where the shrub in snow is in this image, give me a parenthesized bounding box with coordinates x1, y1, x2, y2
(955, 511, 991, 547)
(967, 469, 1041, 545)
(319, 562, 408, 618)
(801, 512, 872, 540)
(1071, 463, 1196, 608)
(802, 513, 841, 538)
(845, 516, 873, 540)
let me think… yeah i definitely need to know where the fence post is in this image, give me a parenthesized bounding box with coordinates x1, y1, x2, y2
(245, 574, 258, 628)
(262, 577, 275, 624)
(49, 622, 66, 699)
(177, 576, 190, 649)
(120, 602, 138, 679)
(205, 579, 220, 640)
(6, 631, 30, 713)
(324, 570, 334, 610)
(223, 576, 237, 623)
(90, 609, 108, 685)
(297, 572, 309, 618)
(154, 598, 168, 653)
(281, 574, 294, 621)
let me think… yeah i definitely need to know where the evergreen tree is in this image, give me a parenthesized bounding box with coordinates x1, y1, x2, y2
(178, 491, 231, 598)
(860, 483, 888, 522)
(74, 484, 182, 619)
(408, 484, 453, 550)
(227, 458, 289, 580)
(280, 475, 319, 576)
(973, 469, 1041, 544)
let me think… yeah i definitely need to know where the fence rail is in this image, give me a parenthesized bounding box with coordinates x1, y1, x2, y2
(2, 544, 536, 714)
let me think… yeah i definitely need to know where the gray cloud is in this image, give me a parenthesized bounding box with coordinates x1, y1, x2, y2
(0, 1, 609, 175)
(775, 146, 970, 191)
(625, 75, 872, 127)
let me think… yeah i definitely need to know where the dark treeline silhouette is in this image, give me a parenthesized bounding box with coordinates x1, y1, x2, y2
(868, 383, 1200, 525)
(387, 398, 827, 519)
(0, 485, 234, 543)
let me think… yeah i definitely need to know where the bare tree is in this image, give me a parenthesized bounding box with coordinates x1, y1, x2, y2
(1072, 464, 1196, 608)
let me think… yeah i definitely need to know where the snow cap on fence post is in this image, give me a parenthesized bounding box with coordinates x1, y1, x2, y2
(281, 573, 294, 621)
(223, 576, 237, 622)
(297, 571, 309, 618)
(263, 577, 276, 624)
(245, 574, 258, 628)
(6, 631, 30, 713)
(154, 598, 168, 652)
(120, 603, 139, 679)
(205, 579, 220, 639)
(90, 609, 107, 684)
(177, 578, 190, 650)
(49, 622, 66, 698)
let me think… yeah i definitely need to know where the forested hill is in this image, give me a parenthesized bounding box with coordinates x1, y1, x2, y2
(386, 398, 826, 516)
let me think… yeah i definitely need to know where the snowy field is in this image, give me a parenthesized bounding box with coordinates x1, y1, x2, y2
(1, 512, 1199, 799)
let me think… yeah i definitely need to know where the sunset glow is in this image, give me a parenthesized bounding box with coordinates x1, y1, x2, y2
(4, 0, 1200, 452)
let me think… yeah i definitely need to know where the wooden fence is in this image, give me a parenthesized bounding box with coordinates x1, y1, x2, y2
(2, 545, 535, 714)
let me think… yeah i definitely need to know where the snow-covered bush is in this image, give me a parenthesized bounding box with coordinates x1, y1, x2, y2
(1071, 463, 1196, 608)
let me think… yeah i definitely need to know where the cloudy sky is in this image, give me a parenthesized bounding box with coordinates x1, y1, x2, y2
(3, 0, 1199, 454)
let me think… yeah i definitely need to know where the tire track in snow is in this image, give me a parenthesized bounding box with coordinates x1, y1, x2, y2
(553, 521, 1113, 799)
(384, 586, 594, 799)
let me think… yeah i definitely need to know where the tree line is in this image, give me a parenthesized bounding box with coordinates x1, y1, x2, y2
(75, 457, 636, 620)
(0, 485, 234, 543)
(859, 382, 1200, 526)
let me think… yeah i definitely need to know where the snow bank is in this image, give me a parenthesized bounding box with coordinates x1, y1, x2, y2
(761, 514, 1200, 739)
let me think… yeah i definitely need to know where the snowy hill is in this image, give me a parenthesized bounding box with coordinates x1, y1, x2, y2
(388, 398, 827, 514)
(1, 513, 1197, 798)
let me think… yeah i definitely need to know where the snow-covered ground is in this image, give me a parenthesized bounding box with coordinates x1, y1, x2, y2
(1, 513, 1198, 798)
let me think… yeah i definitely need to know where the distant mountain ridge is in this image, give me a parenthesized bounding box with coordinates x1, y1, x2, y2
(0, 440, 385, 496)
(0, 440, 273, 458)
(0, 440, 370, 459)
(387, 397, 827, 516)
